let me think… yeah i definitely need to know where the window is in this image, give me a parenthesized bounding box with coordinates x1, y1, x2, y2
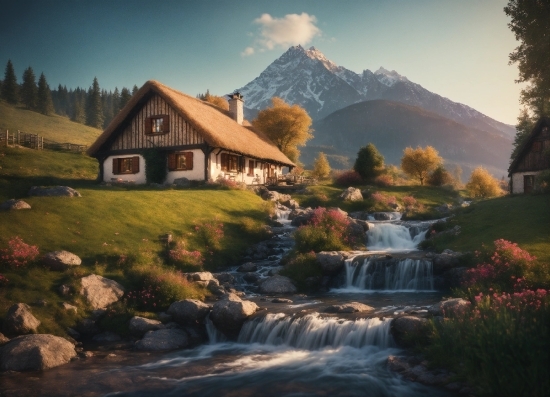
(248, 160, 255, 176)
(168, 152, 193, 171)
(112, 156, 140, 175)
(145, 115, 170, 134)
(221, 153, 240, 172)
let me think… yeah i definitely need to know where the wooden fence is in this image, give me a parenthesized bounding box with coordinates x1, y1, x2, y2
(1, 130, 87, 152)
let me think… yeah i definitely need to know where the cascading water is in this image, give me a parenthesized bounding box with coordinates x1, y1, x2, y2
(366, 222, 428, 251)
(238, 313, 393, 349)
(342, 257, 434, 291)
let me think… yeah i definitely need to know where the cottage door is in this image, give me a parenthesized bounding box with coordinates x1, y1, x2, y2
(524, 175, 535, 193)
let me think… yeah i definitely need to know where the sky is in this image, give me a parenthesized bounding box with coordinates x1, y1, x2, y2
(1, 0, 522, 125)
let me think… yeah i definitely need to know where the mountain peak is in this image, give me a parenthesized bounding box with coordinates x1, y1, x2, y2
(374, 67, 408, 86)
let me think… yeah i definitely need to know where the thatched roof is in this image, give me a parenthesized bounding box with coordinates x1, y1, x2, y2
(508, 117, 550, 176)
(87, 80, 294, 166)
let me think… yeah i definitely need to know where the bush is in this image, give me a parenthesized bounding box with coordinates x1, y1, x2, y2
(466, 167, 504, 198)
(293, 207, 354, 253)
(195, 219, 224, 251)
(535, 170, 550, 193)
(168, 240, 204, 270)
(334, 170, 363, 186)
(370, 191, 398, 210)
(279, 251, 323, 291)
(374, 174, 394, 186)
(0, 236, 39, 267)
(427, 165, 454, 186)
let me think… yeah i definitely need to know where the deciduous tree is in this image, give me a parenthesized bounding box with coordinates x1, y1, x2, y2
(353, 143, 384, 181)
(466, 167, 504, 198)
(312, 152, 331, 179)
(252, 97, 313, 163)
(198, 89, 229, 110)
(400, 146, 442, 185)
(2, 60, 18, 104)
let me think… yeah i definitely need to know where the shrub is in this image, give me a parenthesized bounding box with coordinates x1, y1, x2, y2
(334, 170, 363, 186)
(0, 274, 8, 285)
(293, 207, 355, 252)
(195, 219, 224, 251)
(0, 236, 39, 267)
(535, 169, 550, 193)
(168, 240, 204, 270)
(466, 167, 504, 198)
(279, 251, 323, 291)
(427, 288, 549, 396)
(427, 165, 454, 186)
(370, 191, 398, 209)
(374, 174, 394, 186)
(401, 195, 418, 211)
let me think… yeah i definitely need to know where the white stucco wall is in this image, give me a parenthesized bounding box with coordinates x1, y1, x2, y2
(164, 149, 205, 183)
(511, 171, 541, 194)
(103, 155, 147, 184)
(209, 151, 275, 184)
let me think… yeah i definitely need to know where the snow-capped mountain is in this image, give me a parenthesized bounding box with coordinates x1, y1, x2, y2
(237, 45, 515, 139)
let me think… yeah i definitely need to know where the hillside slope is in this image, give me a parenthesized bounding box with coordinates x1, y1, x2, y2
(0, 101, 101, 145)
(302, 100, 512, 177)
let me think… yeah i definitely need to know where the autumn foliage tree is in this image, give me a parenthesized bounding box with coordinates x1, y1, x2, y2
(198, 89, 229, 111)
(252, 97, 313, 163)
(466, 167, 504, 198)
(400, 146, 443, 185)
(312, 152, 331, 179)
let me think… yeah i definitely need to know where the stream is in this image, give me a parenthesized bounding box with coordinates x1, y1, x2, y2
(0, 207, 456, 397)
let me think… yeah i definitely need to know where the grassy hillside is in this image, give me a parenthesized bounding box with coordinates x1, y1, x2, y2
(0, 101, 101, 145)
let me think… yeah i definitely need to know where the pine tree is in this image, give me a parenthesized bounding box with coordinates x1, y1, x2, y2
(119, 87, 132, 110)
(72, 95, 86, 123)
(36, 73, 55, 115)
(21, 66, 37, 110)
(2, 60, 18, 104)
(510, 108, 535, 162)
(102, 89, 113, 128)
(354, 143, 385, 181)
(132, 85, 139, 96)
(112, 87, 120, 114)
(86, 77, 104, 129)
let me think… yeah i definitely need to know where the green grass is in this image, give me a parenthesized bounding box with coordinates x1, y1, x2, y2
(0, 100, 101, 145)
(0, 146, 272, 336)
(428, 194, 550, 263)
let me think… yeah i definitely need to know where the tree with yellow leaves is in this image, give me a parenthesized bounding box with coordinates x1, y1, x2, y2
(197, 89, 229, 111)
(466, 167, 504, 198)
(400, 146, 443, 185)
(312, 152, 331, 179)
(252, 97, 313, 163)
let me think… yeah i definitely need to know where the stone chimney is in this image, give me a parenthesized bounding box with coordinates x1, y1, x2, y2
(228, 92, 244, 125)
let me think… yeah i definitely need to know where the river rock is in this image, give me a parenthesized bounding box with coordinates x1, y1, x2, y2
(135, 329, 189, 351)
(129, 316, 165, 336)
(213, 272, 235, 284)
(373, 212, 391, 221)
(387, 355, 453, 386)
(428, 250, 462, 273)
(259, 275, 297, 294)
(282, 199, 299, 209)
(316, 251, 344, 274)
(28, 186, 81, 197)
(0, 333, 10, 345)
(347, 221, 366, 243)
(391, 316, 429, 347)
(92, 331, 121, 343)
(167, 299, 211, 325)
(0, 334, 77, 371)
(243, 272, 261, 284)
(42, 250, 82, 271)
(210, 294, 259, 339)
(0, 199, 31, 210)
(290, 208, 314, 226)
(3, 303, 41, 336)
(339, 187, 363, 202)
(80, 274, 125, 309)
(272, 298, 293, 303)
(76, 319, 100, 337)
(62, 302, 77, 313)
(237, 262, 258, 273)
(428, 298, 470, 317)
(324, 302, 375, 314)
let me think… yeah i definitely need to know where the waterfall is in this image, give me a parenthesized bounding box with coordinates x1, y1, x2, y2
(366, 223, 428, 251)
(206, 315, 227, 344)
(238, 313, 393, 349)
(343, 257, 434, 291)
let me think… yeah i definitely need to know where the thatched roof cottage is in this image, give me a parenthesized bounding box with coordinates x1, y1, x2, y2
(87, 80, 294, 185)
(508, 117, 550, 193)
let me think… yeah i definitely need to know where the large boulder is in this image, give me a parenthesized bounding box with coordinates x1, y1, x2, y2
(42, 250, 82, 271)
(237, 262, 258, 273)
(0, 334, 76, 371)
(0, 333, 10, 345)
(186, 272, 216, 287)
(391, 316, 429, 348)
(315, 252, 344, 275)
(3, 304, 41, 336)
(167, 299, 211, 325)
(428, 298, 470, 317)
(129, 316, 165, 336)
(0, 199, 31, 210)
(210, 294, 259, 339)
(339, 187, 363, 202)
(259, 275, 297, 294)
(28, 186, 81, 197)
(324, 302, 375, 314)
(80, 274, 125, 309)
(135, 329, 189, 351)
(429, 249, 462, 274)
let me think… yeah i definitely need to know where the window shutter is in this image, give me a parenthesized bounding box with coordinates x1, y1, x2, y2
(145, 117, 152, 135)
(132, 156, 140, 173)
(185, 152, 194, 170)
(221, 153, 227, 171)
(162, 115, 170, 132)
(112, 158, 119, 175)
(167, 153, 176, 171)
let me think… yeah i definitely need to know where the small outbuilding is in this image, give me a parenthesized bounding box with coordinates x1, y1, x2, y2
(508, 117, 550, 194)
(87, 80, 294, 185)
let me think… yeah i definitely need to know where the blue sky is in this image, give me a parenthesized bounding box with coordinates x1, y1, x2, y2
(1, 0, 521, 124)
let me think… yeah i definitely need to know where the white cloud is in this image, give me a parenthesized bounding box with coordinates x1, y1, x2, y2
(241, 47, 255, 57)
(241, 13, 321, 55)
